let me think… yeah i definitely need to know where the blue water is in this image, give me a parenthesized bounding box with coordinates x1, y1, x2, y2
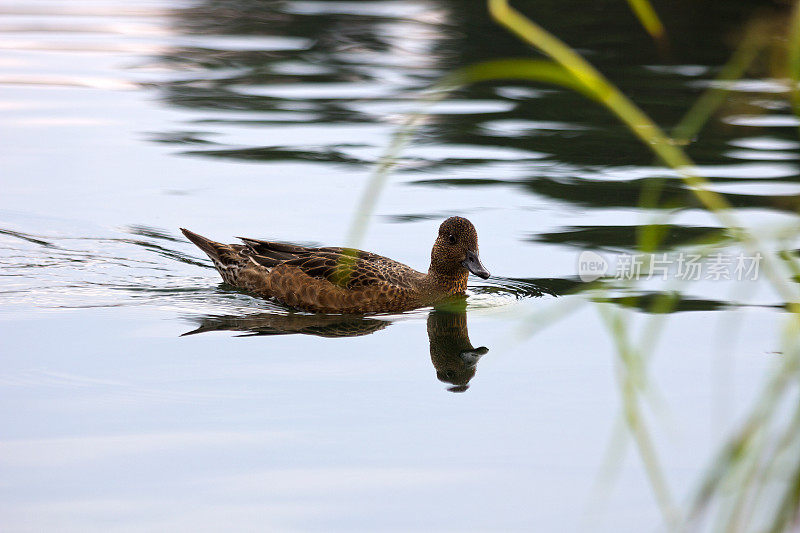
(1, 0, 796, 530)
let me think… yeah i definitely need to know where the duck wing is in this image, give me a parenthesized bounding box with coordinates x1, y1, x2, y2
(239, 237, 420, 290)
(238, 237, 384, 263)
(236, 238, 318, 266)
(285, 251, 419, 290)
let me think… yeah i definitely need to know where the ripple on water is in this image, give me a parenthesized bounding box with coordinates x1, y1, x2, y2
(724, 114, 800, 128)
(729, 137, 800, 151)
(480, 119, 590, 136)
(232, 82, 396, 100)
(0, 226, 260, 315)
(346, 99, 517, 117)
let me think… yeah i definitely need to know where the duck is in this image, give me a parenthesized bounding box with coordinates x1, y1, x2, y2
(180, 216, 490, 314)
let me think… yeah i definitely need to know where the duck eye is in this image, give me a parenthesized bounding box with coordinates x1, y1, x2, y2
(447, 234, 456, 245)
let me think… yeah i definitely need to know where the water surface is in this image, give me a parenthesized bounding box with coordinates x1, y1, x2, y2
(1, 0, 796, 530)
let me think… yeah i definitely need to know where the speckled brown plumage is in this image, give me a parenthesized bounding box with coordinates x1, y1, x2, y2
(180, 216, 490, 314)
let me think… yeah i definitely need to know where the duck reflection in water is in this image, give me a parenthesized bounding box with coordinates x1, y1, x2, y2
(426, 307, 487, 392)
(183, 300, 487, 392)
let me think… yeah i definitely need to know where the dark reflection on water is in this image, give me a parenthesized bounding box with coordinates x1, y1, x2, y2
(413, 175, 800, 213)
(596, 292, 734, 313)
(532, 225, 731, 252)
(182, 300, 488, 392)
(426, 306, 487, 393)
(183, 311, 390, 338)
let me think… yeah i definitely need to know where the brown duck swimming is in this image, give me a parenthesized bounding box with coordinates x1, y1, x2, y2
(180, 216, 490, 314)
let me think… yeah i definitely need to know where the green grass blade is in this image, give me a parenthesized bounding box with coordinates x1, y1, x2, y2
(625, 0, 668, 49)
(449, 58, 590, 97)
(789, 0, 800, 132)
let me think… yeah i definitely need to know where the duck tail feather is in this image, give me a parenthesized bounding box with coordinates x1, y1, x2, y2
(180, 228, 227, 263)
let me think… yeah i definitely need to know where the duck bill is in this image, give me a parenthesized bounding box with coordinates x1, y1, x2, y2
(462, 250, 490, 279)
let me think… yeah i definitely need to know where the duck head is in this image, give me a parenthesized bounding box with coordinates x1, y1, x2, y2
(429, 217, 490, 285)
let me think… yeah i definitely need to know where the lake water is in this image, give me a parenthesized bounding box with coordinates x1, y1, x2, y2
(1, 1, 798, 531)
